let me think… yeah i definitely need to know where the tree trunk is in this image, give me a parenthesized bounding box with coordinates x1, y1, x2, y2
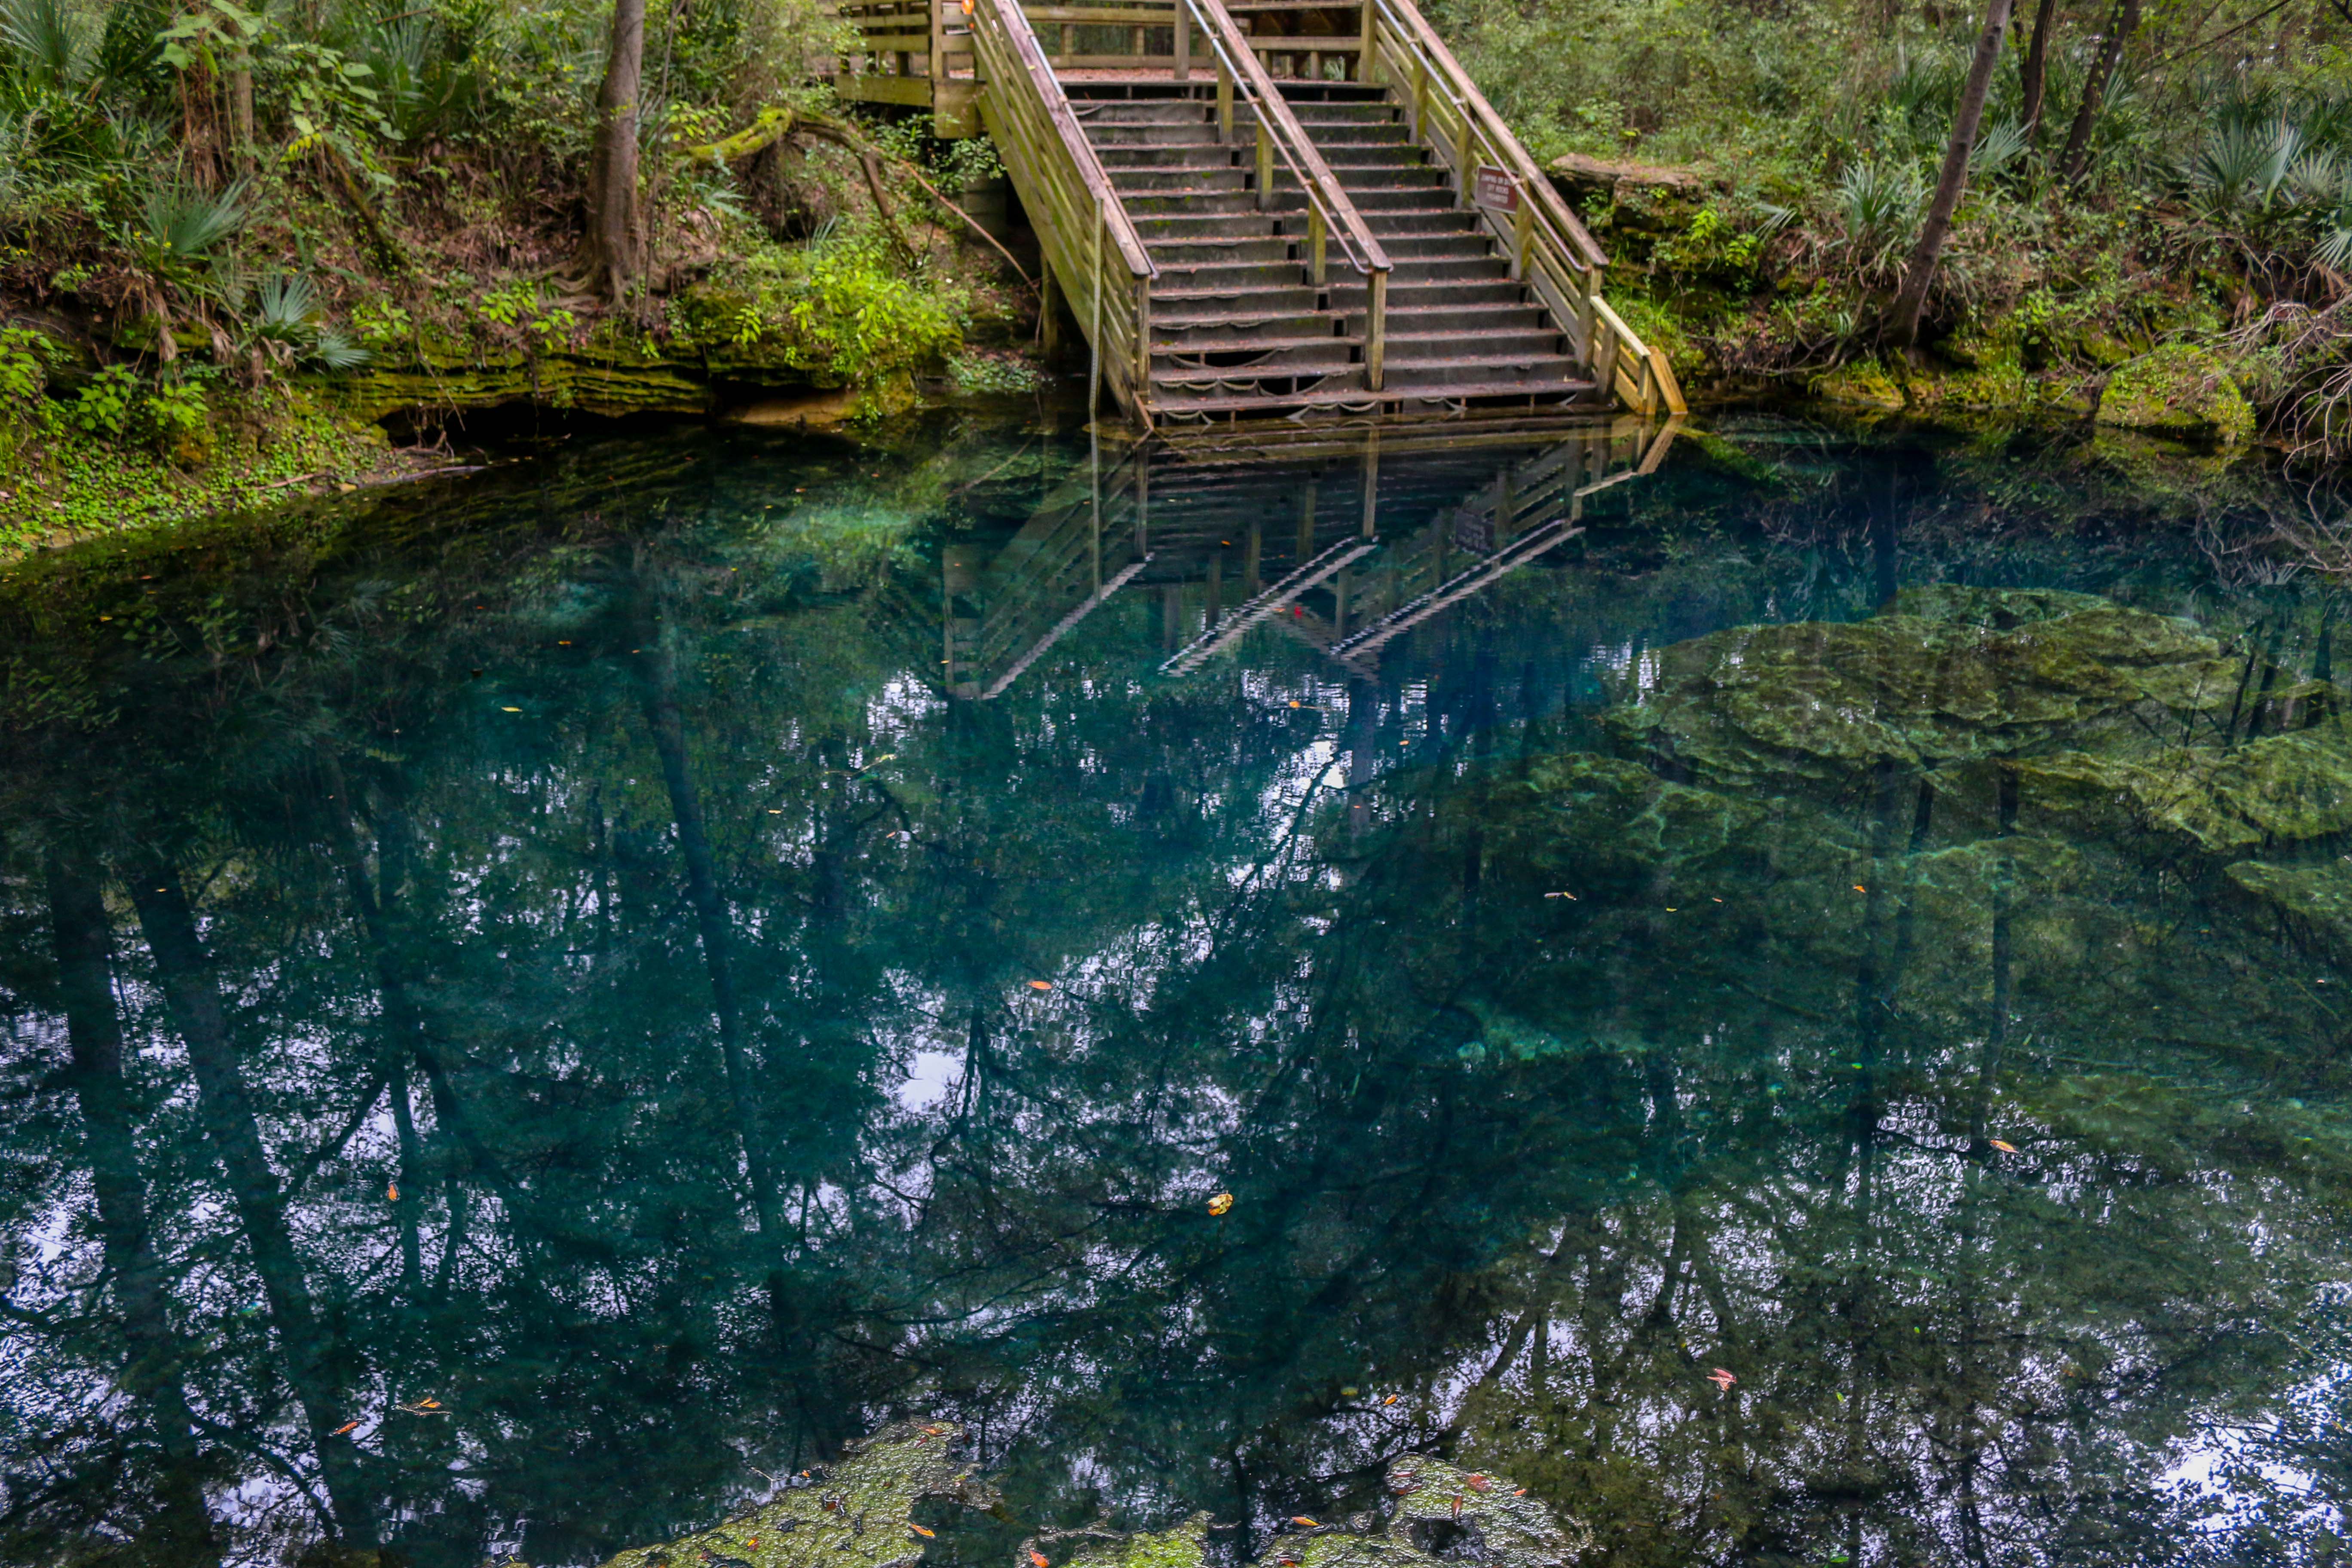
(45, 847, 221, 1568)
(2017, 0, 2059, 137)
(2059, 0, 2140, 184)
(585, 0, 648, 303)
(125, 859, 379, 1549)
(1884, 0, 2014, 349)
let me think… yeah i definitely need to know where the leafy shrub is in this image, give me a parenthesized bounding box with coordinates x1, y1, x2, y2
(68, 364, 138, 438)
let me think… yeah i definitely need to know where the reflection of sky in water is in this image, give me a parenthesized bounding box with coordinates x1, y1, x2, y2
(0, 413, 2348, 1567)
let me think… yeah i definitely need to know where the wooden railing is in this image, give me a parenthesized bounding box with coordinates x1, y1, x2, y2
(1172, 0, 1393, 386)
(967, 0, 1161, 421)
(1361, 0, 1685, 416)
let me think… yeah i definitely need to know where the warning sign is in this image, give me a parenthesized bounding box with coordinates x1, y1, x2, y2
(1473, 166, 1518, 211)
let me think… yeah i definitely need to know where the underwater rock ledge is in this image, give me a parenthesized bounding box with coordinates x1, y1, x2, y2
(592, 1433, 1589, 1568)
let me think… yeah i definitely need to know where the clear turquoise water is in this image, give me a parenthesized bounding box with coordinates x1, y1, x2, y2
(0, 406, 2345, 1568)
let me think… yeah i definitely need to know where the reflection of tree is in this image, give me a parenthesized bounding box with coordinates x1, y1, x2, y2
(0, 423, 2345, 1568)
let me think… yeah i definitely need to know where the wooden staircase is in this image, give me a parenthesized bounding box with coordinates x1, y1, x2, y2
(1082, 84, 1596, 415)
(836, 0, 1686, 429)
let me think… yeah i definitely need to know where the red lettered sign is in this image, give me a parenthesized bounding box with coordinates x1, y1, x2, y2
(1474, 166, 1518, 211)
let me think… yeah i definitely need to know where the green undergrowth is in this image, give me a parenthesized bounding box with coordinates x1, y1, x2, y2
(0, 381, 393, 548)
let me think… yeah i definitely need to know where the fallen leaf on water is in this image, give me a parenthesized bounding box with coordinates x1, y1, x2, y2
(910, 1525, 937, 1539)
(501, 707, 521, 713)
(1543, 891, 1577, 900)
(1989, 1139, 2019, 1153)
(1853, 885, 1866, 893)
(387, 1182, 399, 1202)
(331, 1420, 361, 1436)
(1029, 1551, 1050, 1567)
(1291, 1517, 1320, 1528)
(1207, 1192, 1234, 1216)
(420, 1398, 441, 1409)
(1512, 1489, 1525, 1497)
(1465, 1475, 1491, 1491)
(1708, 1369, 1736, 1391)
(1382, 1395, 1397, 1405)
(1028, 980, 1053, 991)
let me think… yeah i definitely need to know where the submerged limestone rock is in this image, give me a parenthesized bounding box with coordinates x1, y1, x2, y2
(597, 1423, 992, 1568)
(2225, 859, 2352, 956)
(1605, 586, 2238, 790)
(1046, 1458, 1589, 1568)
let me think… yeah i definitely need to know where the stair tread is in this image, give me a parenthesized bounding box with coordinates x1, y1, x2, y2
(1152, 380, 1599, 413)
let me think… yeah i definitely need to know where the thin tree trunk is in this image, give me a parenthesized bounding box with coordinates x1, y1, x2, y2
(1885, 0, 2014, 348)
(2017, 0, 2059, 137)
(585, 0, 648, 303)
(2058, 0, 2141, 184)
(125, 859, 378, 1549)
(46, 847, 221, 1568)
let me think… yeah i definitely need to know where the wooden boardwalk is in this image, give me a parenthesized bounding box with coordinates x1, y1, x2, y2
(834, 0, 1684, 429)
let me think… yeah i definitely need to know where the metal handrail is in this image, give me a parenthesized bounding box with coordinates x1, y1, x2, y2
(1176, 0, 1389, 283)
(968, 0, 1158, 283)
(1175, 0, 1392, 385)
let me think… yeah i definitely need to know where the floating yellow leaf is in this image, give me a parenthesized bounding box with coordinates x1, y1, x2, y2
(911, 1525, 936, 1539)
(1291, 1517, 1319, 1528)
(1853, 885, 1866, 893)
(1207, 1192, 1234, 1216)
(1543, 892, 1577, 900)
(331, 1420, 361, 1436)
(1382, 1395, 1397, 1405)
(387, 1182, 399, 1202)
(501, 707, 521, 713)
(1989, 1139, 2019, 1153)
(1030, 1550, 1049, 1567)
(1707, 1368, 1736, 1390)
(1028, 980, 1053, 991)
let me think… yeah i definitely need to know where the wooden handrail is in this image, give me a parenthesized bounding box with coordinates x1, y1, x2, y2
(967, 0, 1158, 282)
(1366, 0, 1603, 272)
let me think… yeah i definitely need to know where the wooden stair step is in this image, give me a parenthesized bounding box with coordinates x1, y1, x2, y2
(1151, 380, 1598, 415)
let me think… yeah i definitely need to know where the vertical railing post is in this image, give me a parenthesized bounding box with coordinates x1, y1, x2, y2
(1308, 205, 1327, 286)
(1090, 209, 1106, 416)
(1133, 270, 1152, 412)
(1174, 0, 1189, 82)
(1511, 191, 1532, 281)
(1356, 0, 1375, 82)
(1411, 57, 1428, 137)
(1577, 266, 1600, 365)
(1454, 111, 1474, 200)
(1255, 116, 1274, 211)
(1365, 270, 1387, 391)
(1216, 57, 1234, 141)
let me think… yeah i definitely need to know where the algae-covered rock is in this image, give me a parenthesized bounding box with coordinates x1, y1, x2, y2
(597, 1422, 992, 1568)
(1810, 361, 1906, 412)
(2018, 725, 2352, 854)
(2225, 859, 2352, 956)
(2095, 345, 2254, 442)
(1383, 1455, 1593, 1565)
(1604, 587, 2236, 790)
(1050, 1458, 1589, 1568)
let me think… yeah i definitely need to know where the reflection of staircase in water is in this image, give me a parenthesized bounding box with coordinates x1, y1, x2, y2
(940, 416, 1677, 697)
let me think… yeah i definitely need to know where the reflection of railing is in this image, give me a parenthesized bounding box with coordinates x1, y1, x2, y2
(1173, 0, 1392, 385)
(968, 0, 1160, 419)
(934, 417, 1679, 698)
(1361, 0, 1684, 418)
